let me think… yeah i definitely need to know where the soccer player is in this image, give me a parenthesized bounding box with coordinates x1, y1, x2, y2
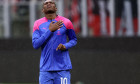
(32, 0, 77, 84)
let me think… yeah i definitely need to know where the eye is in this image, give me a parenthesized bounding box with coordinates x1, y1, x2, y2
(50, 2, 55, 4)
(44, 2, 48, 5)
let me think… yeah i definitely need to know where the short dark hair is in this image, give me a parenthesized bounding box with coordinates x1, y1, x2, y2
(42, 0, 56, 7)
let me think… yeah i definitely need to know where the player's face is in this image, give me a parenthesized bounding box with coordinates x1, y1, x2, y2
(43, 0, 57, 14)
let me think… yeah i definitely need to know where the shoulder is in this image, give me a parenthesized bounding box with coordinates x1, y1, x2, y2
(33, 17, 47, 32)
(56, 16, 72, 24)
(34, 17, 47, 25)
(56, 15, 73, 29)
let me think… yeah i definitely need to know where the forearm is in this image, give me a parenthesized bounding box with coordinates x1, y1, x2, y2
(32, 29, 52, 49)
(63, 38, 77, 49)
(64, 29, 77, 49)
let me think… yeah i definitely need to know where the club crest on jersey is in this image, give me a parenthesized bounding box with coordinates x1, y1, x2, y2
(57, 30, 61, 35)
(43, 27, 47, 30)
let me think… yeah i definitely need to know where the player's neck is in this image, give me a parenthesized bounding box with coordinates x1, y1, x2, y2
(45, 13, 57, 20)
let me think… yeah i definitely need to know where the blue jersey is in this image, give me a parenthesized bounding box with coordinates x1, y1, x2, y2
(32, 15, 77, 71)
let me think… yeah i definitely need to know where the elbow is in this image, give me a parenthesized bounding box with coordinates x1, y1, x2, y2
(32, 42, 40, 49)
(71, 39, 77, 46)
(74, 38, 77, 45)
(33, 45, 40, 50)
(34, 46, 39, 50)
(32, 40, 40, 49)
(74, 41, 77, 46)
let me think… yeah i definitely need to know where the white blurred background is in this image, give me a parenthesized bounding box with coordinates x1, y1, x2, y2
(0, 0, 139, 38)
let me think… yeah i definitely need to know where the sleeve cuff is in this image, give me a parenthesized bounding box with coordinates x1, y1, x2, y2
(63, 43, 69, 50)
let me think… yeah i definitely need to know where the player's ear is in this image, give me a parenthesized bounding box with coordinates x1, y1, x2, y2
(42, 8, 44, 13)
(55, 7, 57, 11)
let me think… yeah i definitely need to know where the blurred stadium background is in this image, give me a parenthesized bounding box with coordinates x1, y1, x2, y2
(0, 0, 140, 84)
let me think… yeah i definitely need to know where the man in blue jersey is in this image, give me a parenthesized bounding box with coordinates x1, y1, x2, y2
(32, 0, 77, 84)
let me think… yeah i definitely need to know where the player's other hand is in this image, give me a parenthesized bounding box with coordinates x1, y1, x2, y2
(49, 20, 63, 32)
(56, 44, 66, 51)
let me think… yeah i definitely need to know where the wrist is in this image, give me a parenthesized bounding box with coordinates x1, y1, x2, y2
(63, 45, 66, 49)
(49, 27, 53, 32)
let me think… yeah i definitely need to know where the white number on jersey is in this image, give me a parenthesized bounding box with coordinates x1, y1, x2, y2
(60, 77, 67, 84)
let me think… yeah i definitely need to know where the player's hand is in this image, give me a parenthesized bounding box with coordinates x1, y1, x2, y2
(49, 20, 63, 32)
(56, 44, 66, 51)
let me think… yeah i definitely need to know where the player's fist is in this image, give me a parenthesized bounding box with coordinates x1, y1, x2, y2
(56, 44, 66, 51)
(49, 20, 63, 32)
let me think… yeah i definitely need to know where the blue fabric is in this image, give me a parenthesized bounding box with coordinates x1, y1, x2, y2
(39, 71, 71, 84)
(32, 18, 77, 71)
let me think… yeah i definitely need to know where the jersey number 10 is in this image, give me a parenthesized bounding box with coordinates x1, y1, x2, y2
(60, 77, 67, 84)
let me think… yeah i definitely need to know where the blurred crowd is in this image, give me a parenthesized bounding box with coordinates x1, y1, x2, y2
(0, 0, 139, 38)
(64, 0, 138, 37)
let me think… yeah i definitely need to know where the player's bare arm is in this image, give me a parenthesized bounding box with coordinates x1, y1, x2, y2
(49, 20, 63, 32)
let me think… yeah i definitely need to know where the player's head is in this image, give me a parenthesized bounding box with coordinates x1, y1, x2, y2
(42, 0, 57, 14)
